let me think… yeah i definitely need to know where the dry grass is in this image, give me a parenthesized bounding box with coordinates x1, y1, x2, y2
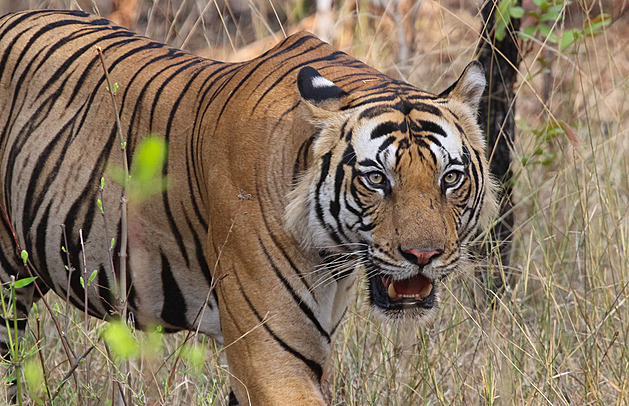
(1, 0, 628, 405)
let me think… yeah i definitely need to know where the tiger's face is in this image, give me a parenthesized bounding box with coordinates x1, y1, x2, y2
(286, 63, 496, 323)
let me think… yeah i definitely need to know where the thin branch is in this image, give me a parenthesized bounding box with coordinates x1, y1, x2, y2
(49, 346, 96, 404)
(95, 46, 128, 319)
(79, 229, 91, 404)
(96, 44, 130, 406)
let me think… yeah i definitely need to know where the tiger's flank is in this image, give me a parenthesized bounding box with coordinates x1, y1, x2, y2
(0, 10, 496, 405)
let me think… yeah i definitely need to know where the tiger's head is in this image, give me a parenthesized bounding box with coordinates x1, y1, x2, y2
(285, 62, 497, 323)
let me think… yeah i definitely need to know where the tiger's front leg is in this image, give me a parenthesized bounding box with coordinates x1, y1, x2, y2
(215, 247, 337, 405)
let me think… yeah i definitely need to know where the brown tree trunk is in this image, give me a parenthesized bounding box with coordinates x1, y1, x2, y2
(476, 0, 521, 292)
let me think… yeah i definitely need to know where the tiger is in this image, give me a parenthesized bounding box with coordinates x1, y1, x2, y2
(0, 9, 496, 405)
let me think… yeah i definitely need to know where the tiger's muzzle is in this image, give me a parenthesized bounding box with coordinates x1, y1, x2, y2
(369, 271, 436, 310)
(366, 246, 446, 317)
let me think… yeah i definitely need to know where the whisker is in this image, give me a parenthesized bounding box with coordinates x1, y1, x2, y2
(314, 251, 368, 269)
(316, 242, 369, 250)
(308, 259, 368, 292)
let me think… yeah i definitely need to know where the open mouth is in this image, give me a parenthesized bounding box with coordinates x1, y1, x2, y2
(368, 271, 436, 310)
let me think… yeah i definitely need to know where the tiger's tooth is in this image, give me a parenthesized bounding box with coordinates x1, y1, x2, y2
(387, 282, 398, 300)
(418, 283, 433, 300)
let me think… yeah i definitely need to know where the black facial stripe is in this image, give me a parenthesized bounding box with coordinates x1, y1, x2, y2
(377, 136, 396, 154)
(315, 152, 343, 245)
(292, 134, 315, 187)
(358, 158, 381, 169)
(330, 158, 353, 243)
(416, 119, 447, 138)
(462, 144, 471, 166)
(415, 102, 443, 117)
(342, 184, 363, 217)
(341, 144, 356, 166)
(358, 105, 396, 120)
(349, 94, 399, 109)
(424, 134, 443, 149)
(370, 121, 399, 139)
(357, 222, 376, 232)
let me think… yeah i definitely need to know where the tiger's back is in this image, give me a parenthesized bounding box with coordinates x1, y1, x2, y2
(0, 9, 496, 405)
(0, 9, 376, 335)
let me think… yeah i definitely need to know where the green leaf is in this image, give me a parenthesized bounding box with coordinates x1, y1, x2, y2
(106, 83, 119, 95)
(144, 324, 164, 358)
(62, 246, 66, 253)
(134, 136, 168, 182)
(23, 359, 46, 398)
(180, 343, 206, 373)
(88, 269, 98, 285)
(13, 276, 37, 289)
(108, 136, 169, 203)
(509, 6, 525, 18)
(494, 0, 512, 42)
(97, 199, 104, 214)
(540, 4, 563, 22)
(560, 29, 581, 50)
(584, 13, 611, 36)
(129, 136, 169, 202)
(20, 250, 28, 265)
(111, 237, 116, 250)
(102, 321, 140, 360)
(80, 276, 85, 289)
(101, 177, 105, 189)
(538, 24, 558, 43)
(521, 26, 537, 39)
(24, 359, 46, 399)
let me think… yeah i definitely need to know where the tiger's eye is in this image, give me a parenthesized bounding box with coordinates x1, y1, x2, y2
(443, 171, 461, 185)
(368, 172, 384, 185)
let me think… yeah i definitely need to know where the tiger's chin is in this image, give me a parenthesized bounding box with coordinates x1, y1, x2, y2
(367, 270, 440, 323)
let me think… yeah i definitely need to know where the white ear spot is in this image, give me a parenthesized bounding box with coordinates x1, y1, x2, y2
(311, 75, 336, 89)
(297, 66, 348, 111)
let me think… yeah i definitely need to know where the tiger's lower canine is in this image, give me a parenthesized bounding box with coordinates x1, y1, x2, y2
(0, 9, 496, 405)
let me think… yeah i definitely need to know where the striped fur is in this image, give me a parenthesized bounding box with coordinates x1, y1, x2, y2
(0, 10, 496, 405)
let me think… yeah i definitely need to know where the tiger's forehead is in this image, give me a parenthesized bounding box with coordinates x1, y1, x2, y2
(349, 102, 466, 170)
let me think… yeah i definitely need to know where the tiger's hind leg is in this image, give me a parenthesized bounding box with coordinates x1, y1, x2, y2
(0, 217, 38, 403)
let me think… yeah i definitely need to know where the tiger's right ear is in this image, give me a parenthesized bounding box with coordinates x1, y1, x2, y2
(438, 61, 486, 111)
(297, 67, 349, 112)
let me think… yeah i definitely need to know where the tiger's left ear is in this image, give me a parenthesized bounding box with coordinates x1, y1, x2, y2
(439, 61, 486, 111)
(297, 66, 349, 112)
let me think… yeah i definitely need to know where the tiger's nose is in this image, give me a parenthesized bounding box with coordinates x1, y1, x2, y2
(400, 248, 443, 266)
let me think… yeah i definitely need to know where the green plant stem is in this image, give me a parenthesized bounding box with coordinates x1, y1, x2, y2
(98, 185, 118, 305)
(10, 280, 22, 406)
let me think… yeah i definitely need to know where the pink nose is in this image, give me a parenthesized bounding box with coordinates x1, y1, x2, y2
(403, 248, 443, 265)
